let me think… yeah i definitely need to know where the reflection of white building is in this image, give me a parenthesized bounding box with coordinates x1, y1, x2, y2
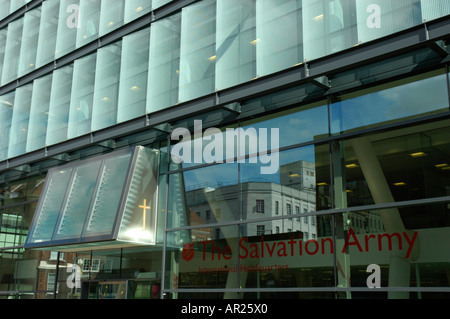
(186, 181, 317, 241)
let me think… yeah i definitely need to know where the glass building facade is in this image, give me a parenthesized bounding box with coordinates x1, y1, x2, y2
(0, 0, 449, 299)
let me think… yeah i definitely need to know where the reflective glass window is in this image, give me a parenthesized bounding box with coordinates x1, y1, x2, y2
(68, 53, 96, 139)
(46, 65, 73, 146)
(303, 0, 357, 61)
(421, 0, 450, 22)
(99, 0, 125, 36)
(1, 17, 23, 85)
(330, 70, 449, 135)
(76, 0, 101, 48)
(215, 0, 256, 90)
(0, 91, 14, 161)
(124, 0, 152, 23)
(18, 8, 41, 77)
(36, 0, 60, 68)
(27, 74, 52, 153)
(92, 42, 122, 131)
(118, 28, 150, 123)
(55, 0, 79, 59)
(334, 120, 450, 208)
(179, 0, 216, 102)
(356, 0, 422, 44)
(256, 0, 303, 76)
(147, 12, 181, 113)
(8, 84, 32, 158)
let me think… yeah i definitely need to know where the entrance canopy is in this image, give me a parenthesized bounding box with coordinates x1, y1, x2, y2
(24, 146, 160, 251)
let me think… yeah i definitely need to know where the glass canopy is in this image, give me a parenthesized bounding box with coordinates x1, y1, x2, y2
(24, 146, 160, 251)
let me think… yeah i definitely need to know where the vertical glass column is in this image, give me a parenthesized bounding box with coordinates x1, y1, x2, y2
(255, 0, 303, 77)
(92, 42, 122, 132)
(124, 0, 151, 23)
(68, 53, 96, 139)
(153, 0, 172, 10)
(18, 8, 41, 77)
(147, 13, 181, 113)
(1, 17, 23, 85)
(303, 0, 357, 61)
(421, 0, 450, 22)
(0, 0, 10, 21)
(0, 91, 15, 161)
(36, 0, 60, 68)
(215, 0, 256, 91)
(27, 74, 53, 153)
(9, 0, 30, 14)
(118, 28, 149, 123)
(179, 0, 216, 102)
(46, 65, 74, 146)
(0, 29, 7, 82)
(8, 85, 32, 158)
(99, 0, 125, 37)
(357, 0, 422, 43)
(55, 0, 79, 59)
(76, 0, 101, 48)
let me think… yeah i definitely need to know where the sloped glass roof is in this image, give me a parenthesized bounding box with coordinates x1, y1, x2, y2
(24, 146, 160, 251)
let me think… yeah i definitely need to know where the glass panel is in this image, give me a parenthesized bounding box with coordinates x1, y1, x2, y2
(179, 0, 216, 102)
(168, 163, 239, 229)
(0, 0, 10, 20)
(92, 41, 122, 131)
(165, 226, 240, 292)
(303, 0, 357, 61)
(118, 28, 149, 123)
(240, 145, 332, 218)
(83, 150, 133, 237)
(147, 12, 181, 113)
(0, 91, 14, 161)
(1, 17, 23, 85)
(356, 0, 422, 44)
(335, 120, 450, 209)
(215, 0, 256, 90)
(55, 0, 79, 59)
(242, 101, 329, 150)
(25, 167, 73, 244)
(27, 74, 52, 153)
(99, 0, 125, 36)
(68, 53, 96, 139)
(240, 218, 335, 290)
(124, 0, 151, 23)
(53, 160, 102, 240)
(8, 85, 32, 158)
(330, 70, 449, 135)
(9, 0, 31, 14)
(0, 205, 26, 249)
(335, 201, 450, 299)
(152, 0, 172, 10)
(36, 0, 60, 68)
(256, 0, 302, 77)
(421, 0, 450, 22)
(117, 148, 160, 244)
(0, 29, 7, 82)
(18, 8, 41, 77)
(46, 65, 73, 146)
(76, 0, 101, 48)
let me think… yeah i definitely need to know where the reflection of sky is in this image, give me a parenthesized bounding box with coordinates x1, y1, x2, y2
(183, 146, 316, 190)
(331, 74, 448, 133)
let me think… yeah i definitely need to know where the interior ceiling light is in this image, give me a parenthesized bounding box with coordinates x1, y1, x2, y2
(317, 182, 329, 186)
(409, 152, 427, 158)
(435, 163, 448, 168)
(345, 163, 359, 168)
(393, 182, 407, 186)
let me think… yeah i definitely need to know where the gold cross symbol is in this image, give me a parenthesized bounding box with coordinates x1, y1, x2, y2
(139, 199, 151, 230)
